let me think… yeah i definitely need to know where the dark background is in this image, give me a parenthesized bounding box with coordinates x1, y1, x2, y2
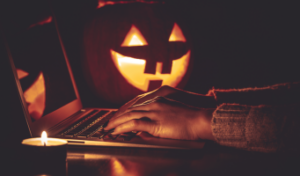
(1, 0, 299, 107)
(58, 0, 300, 107)
(0, 1, 299, 172)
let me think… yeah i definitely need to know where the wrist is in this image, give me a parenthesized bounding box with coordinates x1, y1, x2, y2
(196, 108, 216, 141)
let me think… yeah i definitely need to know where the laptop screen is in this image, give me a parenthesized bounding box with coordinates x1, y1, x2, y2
(2, 10, 83, 136)
(6, 20, 77, 122)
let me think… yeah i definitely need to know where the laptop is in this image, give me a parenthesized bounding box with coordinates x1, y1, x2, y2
(1, 2, 205, 150)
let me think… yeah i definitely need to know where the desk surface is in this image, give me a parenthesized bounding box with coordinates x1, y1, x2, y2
(2, 142, 299, 176)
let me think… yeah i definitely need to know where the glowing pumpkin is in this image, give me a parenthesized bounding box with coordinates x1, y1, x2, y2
(82, 3, 192, 105)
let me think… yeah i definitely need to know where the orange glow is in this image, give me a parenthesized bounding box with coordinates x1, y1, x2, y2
(121, 25, 148, 46)
(41, 131, 47, 145)
(29, 16, 53, 29)
(108, 23, 190, 91)
(111, 23, 190, 91)
(97, 0, 162, 9)
(110, 158, 140, 176)
(16, 69, 29, 79)
(169, 23, 186, 42)
(24, 72, 46, 120)
(111, 158, 127, 176)
(111, 49, 190, 92)
(97, 0, 116, 8)
(17, 70, 46, 120)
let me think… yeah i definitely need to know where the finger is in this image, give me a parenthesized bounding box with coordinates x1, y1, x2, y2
(134, 87, 168, 105)
(113, 90, 157, 119)
(127, 98, 164, 113)
(113, 87, 176, 120)
(111, 119, 158, 135)
(127, 86, 176, 110)
(112, 95, 141, 119)
(108, 100, 158, 126)
(129, 96, 180, 111)
(105, 111, 156, 130)
(131, 96, 160, 108)
(132, 90, 156, 106)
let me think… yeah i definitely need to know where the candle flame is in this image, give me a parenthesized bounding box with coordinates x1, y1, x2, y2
(41, 131, 47, 146)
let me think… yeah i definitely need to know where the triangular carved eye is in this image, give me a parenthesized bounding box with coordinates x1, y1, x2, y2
(121, 25, 148, 46)
(168, 23, 186, 42)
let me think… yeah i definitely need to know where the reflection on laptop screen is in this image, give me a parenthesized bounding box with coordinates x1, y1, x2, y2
(5, 19, 77, 122)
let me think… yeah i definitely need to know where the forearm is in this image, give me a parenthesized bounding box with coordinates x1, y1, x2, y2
(211, 103, 300, 153)
(206, 82, 300, 152)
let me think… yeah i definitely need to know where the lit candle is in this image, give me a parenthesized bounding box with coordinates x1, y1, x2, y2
(21, 131, 67, 175)
(22, 131, 67, 146)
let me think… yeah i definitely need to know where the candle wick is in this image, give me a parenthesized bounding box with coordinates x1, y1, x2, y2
(44, 142, 46, 146)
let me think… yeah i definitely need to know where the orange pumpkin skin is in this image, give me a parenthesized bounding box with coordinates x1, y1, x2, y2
(82, 3, 193, 106)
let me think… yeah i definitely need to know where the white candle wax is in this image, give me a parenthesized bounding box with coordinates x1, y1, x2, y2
(22, 137, 67, 146)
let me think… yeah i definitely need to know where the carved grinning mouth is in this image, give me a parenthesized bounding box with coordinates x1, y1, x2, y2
(110, 49, 190, 92)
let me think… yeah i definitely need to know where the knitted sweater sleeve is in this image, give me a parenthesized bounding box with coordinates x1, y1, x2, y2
(208, 82, 300, 153)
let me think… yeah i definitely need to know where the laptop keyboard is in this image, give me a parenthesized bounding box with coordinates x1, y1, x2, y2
(58, 110, 137, 141)
(60, 110, 99, 136)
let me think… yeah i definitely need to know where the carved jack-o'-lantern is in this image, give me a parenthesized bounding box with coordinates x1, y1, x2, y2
(82, 3, 192, 105)
(111, 23, 190, 92)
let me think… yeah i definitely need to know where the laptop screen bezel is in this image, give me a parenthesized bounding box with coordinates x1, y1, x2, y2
(5, 15, 83, 137)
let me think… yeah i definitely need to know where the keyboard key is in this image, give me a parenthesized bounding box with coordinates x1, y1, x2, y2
(90, 130, 106, 139)
(65, 110, 109, 136)
(59, 110, 98, 135)
(78, 111, 116, 138)
(79, 125, 103, 138)
(99, 129, 115, 139)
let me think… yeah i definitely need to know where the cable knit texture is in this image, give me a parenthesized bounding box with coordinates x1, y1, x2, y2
(209, 82, 300, 153)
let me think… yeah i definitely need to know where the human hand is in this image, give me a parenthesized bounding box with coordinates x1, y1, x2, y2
(105, 96, 216, 141)
(112, 85, 216, 119)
